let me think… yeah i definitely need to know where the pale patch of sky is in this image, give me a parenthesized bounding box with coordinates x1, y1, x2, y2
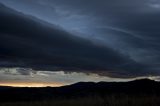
(0, 68, 159, 87)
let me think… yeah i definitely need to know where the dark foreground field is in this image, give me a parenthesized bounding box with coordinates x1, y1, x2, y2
(0, 79, 160, 106)
(0, 95, 160, 106)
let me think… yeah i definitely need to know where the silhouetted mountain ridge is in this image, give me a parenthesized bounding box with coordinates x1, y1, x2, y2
(67, 78, 157, 88)
(0, 79, 159, 102)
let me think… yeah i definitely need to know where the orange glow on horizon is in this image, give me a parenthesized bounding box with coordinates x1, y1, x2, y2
(0, 82, 65, 87)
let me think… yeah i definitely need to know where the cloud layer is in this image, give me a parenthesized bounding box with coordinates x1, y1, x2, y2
(0, 68, 159, 87)
(0, 0, 160, 78)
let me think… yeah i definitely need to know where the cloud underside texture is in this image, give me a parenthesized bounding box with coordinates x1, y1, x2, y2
(0, 2, 159, 78)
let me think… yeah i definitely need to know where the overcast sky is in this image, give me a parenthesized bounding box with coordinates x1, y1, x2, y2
(0, 0, 160, 86)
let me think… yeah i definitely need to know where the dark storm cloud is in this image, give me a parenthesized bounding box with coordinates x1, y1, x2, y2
(51, 0, 160, 71)
(0, 0, 160, 78)
(3, 0, 159, 65)
(0, 3, 148, 78)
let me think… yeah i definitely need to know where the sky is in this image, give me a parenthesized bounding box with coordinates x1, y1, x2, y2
(0, 0, 160, 87)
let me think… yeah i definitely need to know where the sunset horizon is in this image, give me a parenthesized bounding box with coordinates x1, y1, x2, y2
(0, 0, 160, 105)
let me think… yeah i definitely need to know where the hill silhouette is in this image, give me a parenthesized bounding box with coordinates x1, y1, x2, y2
(0, 79, 159, 102)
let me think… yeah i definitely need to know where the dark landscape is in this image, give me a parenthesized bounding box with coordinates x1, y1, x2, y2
(1, 0, 160, 106)
(0, 79, 160, 106)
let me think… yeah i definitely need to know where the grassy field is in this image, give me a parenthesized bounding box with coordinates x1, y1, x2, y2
(0, 95, 160, 106)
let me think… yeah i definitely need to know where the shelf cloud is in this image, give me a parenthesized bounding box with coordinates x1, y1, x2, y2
(0, 0, 160, 79)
